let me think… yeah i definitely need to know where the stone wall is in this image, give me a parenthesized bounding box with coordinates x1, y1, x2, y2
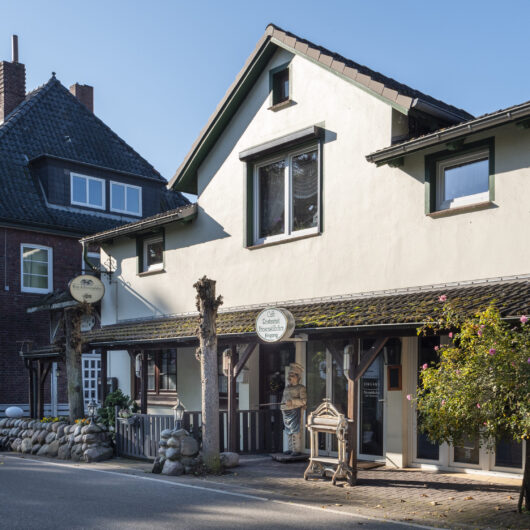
(0, 418, 113, 462)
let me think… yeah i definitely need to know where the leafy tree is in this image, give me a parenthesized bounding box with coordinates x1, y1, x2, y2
(415, 300, 530, 512)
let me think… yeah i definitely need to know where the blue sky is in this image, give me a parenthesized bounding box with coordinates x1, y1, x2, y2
(1, 0, 529, 187)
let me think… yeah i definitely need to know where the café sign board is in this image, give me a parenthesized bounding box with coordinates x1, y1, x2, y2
(255, 308, 295, 343)
(69, 275, 105, 304)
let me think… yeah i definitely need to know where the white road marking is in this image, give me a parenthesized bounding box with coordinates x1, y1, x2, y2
(3, 455, 442, 529)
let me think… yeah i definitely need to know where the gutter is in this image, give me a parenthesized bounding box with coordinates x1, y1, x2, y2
(411, 98, 472, 124)
(366, 100, 530, 165)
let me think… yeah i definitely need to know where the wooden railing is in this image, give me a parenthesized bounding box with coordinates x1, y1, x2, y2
(115, 408, 283, 460)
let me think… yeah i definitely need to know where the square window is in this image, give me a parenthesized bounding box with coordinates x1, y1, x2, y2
(70, 173, 105, 209)
(139, 234, 164, 273)
(110, 181, 142, 216)
(426, 139, 494, 214)
(253, 146, 319, 245)
(20, 244, 52, 293)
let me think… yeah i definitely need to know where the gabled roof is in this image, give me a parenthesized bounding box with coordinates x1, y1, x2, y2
(0, 75, 188, 235)
(169, 23, 473, 194)
(83, 278, 530, 347)
(366, 99, 530, 165)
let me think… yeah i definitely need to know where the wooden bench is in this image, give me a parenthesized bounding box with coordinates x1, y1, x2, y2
(304, 399, 354, 485)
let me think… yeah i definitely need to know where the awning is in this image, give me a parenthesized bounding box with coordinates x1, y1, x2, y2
(82, 278, 530, 348)
(21, 345, 63, 361)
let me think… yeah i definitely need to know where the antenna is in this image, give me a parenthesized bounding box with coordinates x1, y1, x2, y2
(12, 35, 18, 63)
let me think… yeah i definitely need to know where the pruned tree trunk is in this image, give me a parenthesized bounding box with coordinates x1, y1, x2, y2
(194, 276, 223, 472)
(518, 445, 530, 512)
(64, 308, 85, 422)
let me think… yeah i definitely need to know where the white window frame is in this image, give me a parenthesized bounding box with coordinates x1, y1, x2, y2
(436, 149, 489, 211)
(20, 244, 53, 294)
(70, 172, 105, 210)
(253, 144, 320, 245)
(142, 235, 164, 272)
(110, 181, 142, 216)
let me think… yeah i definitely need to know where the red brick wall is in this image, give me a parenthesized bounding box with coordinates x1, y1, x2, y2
(0, 226, 84, 405)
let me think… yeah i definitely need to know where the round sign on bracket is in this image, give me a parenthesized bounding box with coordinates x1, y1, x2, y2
(255, 308, 295, 343)
(69, 275, 105, 304)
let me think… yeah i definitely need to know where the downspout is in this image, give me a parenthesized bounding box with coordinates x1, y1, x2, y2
(81, 241, 100, 274)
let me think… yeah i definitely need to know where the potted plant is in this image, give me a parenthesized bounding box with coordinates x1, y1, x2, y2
(117, 408, 139, 426)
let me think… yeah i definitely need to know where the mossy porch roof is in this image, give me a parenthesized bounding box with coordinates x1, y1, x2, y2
(83, 280, 530, 347)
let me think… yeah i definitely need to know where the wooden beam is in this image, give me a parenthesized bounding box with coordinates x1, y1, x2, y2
(28, 361, 35, 418)
(352, 337, 388, 382)
(227, 345, 239, 452)
(37, 360, 44, 419)
(140, 350, 148, 414)
(348, 339, 359, 484)
(100, 349, 108, 405)
(233, 343, 256, 378)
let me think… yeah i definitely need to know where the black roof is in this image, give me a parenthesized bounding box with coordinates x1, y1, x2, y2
(0, 75, 187, 235)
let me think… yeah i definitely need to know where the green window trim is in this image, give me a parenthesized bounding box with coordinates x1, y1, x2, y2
(136, 228, 165, 274)
(424, 137, 495, 215)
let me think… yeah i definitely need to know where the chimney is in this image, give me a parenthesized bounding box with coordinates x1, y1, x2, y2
(0, 35, 26, 123)
(69, 83, 93, 113)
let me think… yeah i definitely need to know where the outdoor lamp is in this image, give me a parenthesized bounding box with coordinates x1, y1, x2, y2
(173, 397, 185, 430)
(87, 398, 97, 424)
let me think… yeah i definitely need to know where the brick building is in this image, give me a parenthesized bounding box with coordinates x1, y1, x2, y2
(0, 38, 187, 416)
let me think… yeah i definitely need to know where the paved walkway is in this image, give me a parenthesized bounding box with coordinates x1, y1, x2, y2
(3, 452, 528, 529)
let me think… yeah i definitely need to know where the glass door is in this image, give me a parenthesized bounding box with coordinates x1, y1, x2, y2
(359, 340, 384, 458)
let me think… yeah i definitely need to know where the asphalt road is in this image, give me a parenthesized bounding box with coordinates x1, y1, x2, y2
(0, 456, 434, 529)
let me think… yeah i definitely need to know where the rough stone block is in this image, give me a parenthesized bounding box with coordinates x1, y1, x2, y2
(45, 432, 56, 444)
(165, 447, 180, 461)
(167, 437, 180, 449)
(57, 445, 71, 460)
(84, 446, 113, 463)
(31, 444, 41, 455)
(220, 452, 239, 468)
(162, 459, 184, 476)
(160, 429, 172, 439)
(181, 437, 199, 456)
(37, 444, 49, 456)
(20, 438, 33, 453)
(47, 440, 60, 457)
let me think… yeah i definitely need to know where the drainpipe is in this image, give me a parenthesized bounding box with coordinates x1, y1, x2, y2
(81, 241, 99, 274)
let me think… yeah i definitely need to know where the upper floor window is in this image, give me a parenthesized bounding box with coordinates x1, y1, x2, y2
(21, 244, 52, 293)
(254, 146, 319, 245)
(436, 150, 489, 210)
(110, 181, 142, 216)
(71, 173, 105, 209)
(425, 138, 494, 215)
(143, 235, 164, 272)
(269, 62, 291, 110)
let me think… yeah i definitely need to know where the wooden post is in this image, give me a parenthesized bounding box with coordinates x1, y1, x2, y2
(194, 276, 223, 471)
(28, 361, 35, 418)
(140, 350, 147, 414)
(100, 349, 108, 405)
(347, 338, 359, 484)
(37, 360, 44, 419)
(227, 345, 239, 452)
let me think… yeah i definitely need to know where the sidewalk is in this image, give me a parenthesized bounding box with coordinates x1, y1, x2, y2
(4, 452, 528, 529)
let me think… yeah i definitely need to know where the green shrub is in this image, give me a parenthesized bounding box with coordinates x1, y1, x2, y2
(98, 389, 139, 428)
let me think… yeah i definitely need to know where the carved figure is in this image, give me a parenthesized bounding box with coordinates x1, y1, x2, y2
(281, 362, 307, 456)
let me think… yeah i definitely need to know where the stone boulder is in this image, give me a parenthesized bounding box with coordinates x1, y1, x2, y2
(37, 444, 49, 456)
(167, 437, 180, 449)
(37, 430, 48, 444)
(165, 447, 180, 461)
(57, 445, 71, 460)
(220, 452, 239, 468)
(45, 432, 56, 444)
(20, 438, 33, 454)
(31, 444, 41, 455)
(47, 440, 61, 457)
(181, 437, 199, 456)
(84, 446, 113, 463)
(160, 429, 172, 439)
(162, 459, 184, 476)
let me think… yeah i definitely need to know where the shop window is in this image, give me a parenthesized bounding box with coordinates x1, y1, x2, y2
(425, 138, 494, 214)
(147, 350, 177, 395)
(110, 181, 142, 216)
(495, 439, 523, 469)
(20, 244, 53, 293)
(253, 146, 319, 245)
(71, 173, 105, 209)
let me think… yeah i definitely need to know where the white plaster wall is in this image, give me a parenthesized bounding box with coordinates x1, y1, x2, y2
(177, 347, 202, 411)
(107, 350, 131, 398)
(100, 48, 530, 325)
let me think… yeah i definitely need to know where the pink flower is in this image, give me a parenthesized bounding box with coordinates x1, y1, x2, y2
(456, 369, 461, 375)
(434, 346, 439, 351)
(483, 422, 488, 426)
(480, 324, 485, 329)
(476, 403, 481, 408)
(448, 332, 453, 339)
(477, 330, 483, 337)
(438, 295, 447, 302)
(511, 362, 516, 367)
(527, 358, 530, 364)
(441, 400, 446, 405)
(521, 315, 528, 324)
(422, 363, 428, 370)
(489, 348, 496, 356)
(406, 394, 412, 401)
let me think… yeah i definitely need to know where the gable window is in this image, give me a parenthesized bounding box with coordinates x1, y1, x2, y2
(71, 173, 105, 209)
(110, 181, 142, 216)
(254, 146, 319, 244)
(21, 244, 52, 293)
(426, 138, 494, 214)
(269, 62, 291, 110)
(147, 350, 177, 395)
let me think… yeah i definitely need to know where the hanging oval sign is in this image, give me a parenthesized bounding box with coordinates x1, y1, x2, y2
(255, 308, 295, 342)
(69, 275, 105, 304)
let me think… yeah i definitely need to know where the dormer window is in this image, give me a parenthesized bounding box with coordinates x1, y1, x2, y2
(71, 173, 105, 209)
(110, 181, 142, 216)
